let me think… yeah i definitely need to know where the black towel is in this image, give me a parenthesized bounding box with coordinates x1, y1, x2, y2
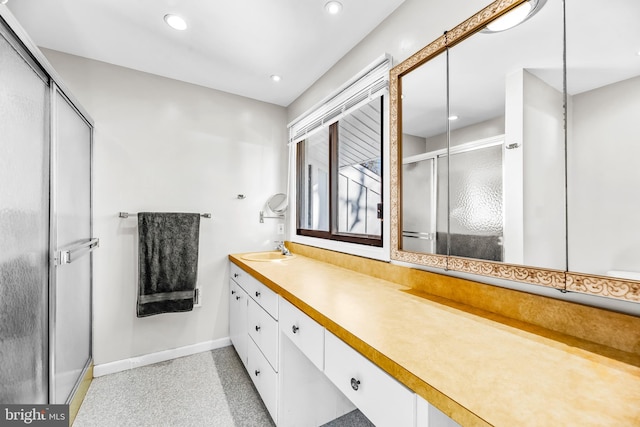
(137, 212, 200, 317)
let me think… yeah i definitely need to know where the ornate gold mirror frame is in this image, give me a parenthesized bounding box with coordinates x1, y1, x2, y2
(389, 0, 639, 303)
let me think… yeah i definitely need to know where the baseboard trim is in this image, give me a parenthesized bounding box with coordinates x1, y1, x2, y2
(93, 337, 232, 377)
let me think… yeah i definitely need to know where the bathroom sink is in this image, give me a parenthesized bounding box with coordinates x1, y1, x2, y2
(241, 252, 296, 262)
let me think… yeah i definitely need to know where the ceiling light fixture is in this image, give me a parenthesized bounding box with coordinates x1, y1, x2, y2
(482, 0, 546, 33)
(270, 75, 282, 82)
(325, 1, 343, 15)
(164, 14, 187, 31)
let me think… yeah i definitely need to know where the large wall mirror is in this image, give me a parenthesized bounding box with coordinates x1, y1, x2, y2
(565, 0, 640, 301)
(390, 0, 640, 303)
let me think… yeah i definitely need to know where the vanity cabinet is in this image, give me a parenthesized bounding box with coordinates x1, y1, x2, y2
(229, 263, 280, 423)
(324, 331, 416, 427)
(230, 261, 456, 427)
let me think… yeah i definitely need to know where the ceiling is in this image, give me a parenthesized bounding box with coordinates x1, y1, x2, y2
(6, 0, 405, 107)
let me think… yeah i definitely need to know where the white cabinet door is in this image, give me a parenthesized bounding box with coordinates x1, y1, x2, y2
(416, 395, 461, 427)
(279, 298, 325, 370)
(229, 279, 248, 368)
(324, 331, 415, 427)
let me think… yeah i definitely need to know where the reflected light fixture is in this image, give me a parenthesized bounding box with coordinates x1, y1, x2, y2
(482, 0, 546, 33)
(164, 14, 188, 31)
(325, 1, 343, 15)
(448, 115, 459, 121)
(270, 75, 282, 82)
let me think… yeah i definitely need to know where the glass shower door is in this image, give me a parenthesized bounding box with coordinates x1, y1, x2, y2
(51, 88, 93, 404)
(448, 143, 504, 261)
(0, 23, 50, 404)
(402, 158, 437, 253)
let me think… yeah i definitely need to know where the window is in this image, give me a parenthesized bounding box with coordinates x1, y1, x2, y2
(296, 97, 383, 246)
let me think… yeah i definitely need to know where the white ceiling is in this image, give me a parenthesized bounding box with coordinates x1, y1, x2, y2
(6, 0, 405, 107)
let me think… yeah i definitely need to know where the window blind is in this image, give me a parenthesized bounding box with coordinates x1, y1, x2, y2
(288, 54, 391, 144)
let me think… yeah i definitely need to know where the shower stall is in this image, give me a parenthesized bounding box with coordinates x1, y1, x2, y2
(0, 8, 95, 406)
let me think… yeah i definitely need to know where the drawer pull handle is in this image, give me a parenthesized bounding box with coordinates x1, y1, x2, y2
(350, 378, 361, 391)
(292, 325, 299, 334)
(231, 290, 236, 295)
(255, 291, 261, 297)
(255, 369, 260, 376)
(235, 296, 241, 301)
(234, 273, 240, 278)
(255, 325, 261, 332)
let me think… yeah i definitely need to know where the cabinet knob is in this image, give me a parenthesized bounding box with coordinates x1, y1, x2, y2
(254, 369, 260, 376)
(231, 290, 236, 295)
(234, 273, 239, 278)
(255, 291, 261, 297)
(292, 325, 299, 334)
(350, 378, 361, 391)
(255, 325, 261, 332)
(235, 295, 241, 300)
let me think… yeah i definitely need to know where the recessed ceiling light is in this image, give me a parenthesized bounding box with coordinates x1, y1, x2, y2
(448, 115, 459, 121)
(325, 1, 343, 15)
(270, 75, 282, 82)
(164, 14, 187, 31)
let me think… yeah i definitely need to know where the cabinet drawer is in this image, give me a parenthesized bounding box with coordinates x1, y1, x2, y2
(248, 337, 278, 424)
(324, 331, 415, 427)
(279, 298, 324, 370)
(230, 263, 278, 319)
(248, 298, 279, 371)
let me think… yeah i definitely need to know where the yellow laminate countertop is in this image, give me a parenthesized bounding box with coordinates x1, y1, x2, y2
(229, 252, 640, 427)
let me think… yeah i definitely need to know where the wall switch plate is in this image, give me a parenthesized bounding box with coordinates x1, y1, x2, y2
(277, 223, 285, 235)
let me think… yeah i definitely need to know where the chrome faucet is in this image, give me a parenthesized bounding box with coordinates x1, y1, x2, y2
(275, 241, 291, 256)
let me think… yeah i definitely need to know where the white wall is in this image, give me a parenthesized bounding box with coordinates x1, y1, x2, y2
(43, 49, 288, 365)
(568, 75, 640, 275)
(423, 116, 505, 152)
(522, 70, 566, 270)
(402, 133, 427, 157)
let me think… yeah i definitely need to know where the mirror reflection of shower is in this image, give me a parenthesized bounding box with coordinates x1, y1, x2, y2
(403, 136, 505, 262)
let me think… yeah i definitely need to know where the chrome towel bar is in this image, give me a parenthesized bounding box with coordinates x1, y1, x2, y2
(119, 212, 211, 219)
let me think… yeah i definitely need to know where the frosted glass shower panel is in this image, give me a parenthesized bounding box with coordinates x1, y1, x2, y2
(448, 145, 503, 261)
(53, 91, 92, 403)
(0, 28, 50, 404)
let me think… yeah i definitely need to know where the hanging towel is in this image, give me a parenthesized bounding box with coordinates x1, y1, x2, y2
(137, 212, 201, 317)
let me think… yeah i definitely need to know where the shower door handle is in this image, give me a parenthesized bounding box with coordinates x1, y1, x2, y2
(56, 238, 100, 266)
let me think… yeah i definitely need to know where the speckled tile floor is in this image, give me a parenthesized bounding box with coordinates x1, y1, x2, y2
(74, 346, 373, 427)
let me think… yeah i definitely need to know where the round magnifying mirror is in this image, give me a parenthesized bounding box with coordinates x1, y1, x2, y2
(267, 193, 288, 214)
